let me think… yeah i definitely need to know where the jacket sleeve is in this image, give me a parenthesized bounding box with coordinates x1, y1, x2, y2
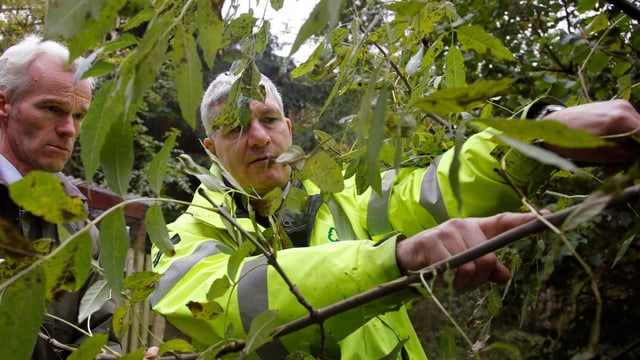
(150, 202, 415, 355)
(359, 129, 552, 238)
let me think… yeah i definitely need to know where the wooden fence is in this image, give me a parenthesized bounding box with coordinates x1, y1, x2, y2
(70, 177, 166, 352)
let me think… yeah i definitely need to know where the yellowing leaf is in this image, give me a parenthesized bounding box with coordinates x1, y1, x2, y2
(475, 119, 612, 148)
(300, 150, 345, 193)
(44, 230, 93, 302)
(187, 300, 224, 320)
(457, 25, 515, 61)
(414, 79, 515, 114)
(9, 171, 86, 224)
(0, 265, 45, 360)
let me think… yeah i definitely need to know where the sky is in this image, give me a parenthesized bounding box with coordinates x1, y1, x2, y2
(222, 0, 321, 63)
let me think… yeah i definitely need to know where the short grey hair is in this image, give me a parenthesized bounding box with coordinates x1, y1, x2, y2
(201, 70, 284, 138)
(0, 35, 93, 105)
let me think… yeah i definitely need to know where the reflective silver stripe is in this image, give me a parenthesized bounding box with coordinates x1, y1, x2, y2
(419, 156, 449, 224)
(150, 241, 222, 307)
(238, 256, 289, 359)
(327, 198, 357, 240)
(367, 170, 396, 236)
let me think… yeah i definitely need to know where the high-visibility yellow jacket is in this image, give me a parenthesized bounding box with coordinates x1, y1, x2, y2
(151, 130, 550, 359)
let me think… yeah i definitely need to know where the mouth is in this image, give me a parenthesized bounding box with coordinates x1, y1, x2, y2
(47, 144, 71, 154)
(249, 155, 276, 167)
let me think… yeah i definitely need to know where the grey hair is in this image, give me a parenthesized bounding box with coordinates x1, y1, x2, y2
(0, 35, 93, 105)
(201, 71, 284, 138)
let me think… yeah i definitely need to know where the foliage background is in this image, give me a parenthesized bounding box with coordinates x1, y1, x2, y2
(1, 0, 639, 358)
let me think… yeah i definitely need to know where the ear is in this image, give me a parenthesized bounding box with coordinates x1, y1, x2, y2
(203, 137, 216, 155)
(285, 117, 292, 136)
(0, 91, 10, 123)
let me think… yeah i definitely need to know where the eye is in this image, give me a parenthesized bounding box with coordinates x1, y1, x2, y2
(46, 105, 63, 115)
(262, 117, 279, 125)
(72, 112, 85, 122)
(222, 125, 243, 136)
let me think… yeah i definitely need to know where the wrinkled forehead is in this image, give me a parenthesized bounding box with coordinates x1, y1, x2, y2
(213, 90, 283, 117)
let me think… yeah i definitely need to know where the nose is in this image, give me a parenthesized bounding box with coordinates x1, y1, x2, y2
(246, 119, 270, 147)
(56, 114, 78, 138)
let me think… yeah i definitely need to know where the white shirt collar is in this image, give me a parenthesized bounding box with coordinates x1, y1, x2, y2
(0, 154, 23, 185)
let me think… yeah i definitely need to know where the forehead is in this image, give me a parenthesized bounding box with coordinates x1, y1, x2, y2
(25, 54, 91, 103)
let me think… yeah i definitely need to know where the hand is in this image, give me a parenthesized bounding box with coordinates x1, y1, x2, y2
(540, 99, 640, 165)
(396, 212, 538, 292)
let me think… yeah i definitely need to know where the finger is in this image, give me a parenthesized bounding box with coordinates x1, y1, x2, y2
(475, 212, 538, 240)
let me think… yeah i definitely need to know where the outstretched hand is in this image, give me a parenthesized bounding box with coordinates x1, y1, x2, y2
(541, 99, 640, 166)
(396, 212, 539, 292)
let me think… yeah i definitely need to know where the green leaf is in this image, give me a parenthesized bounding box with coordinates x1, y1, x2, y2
(457, 25, 515, 61)
(112, 304, 129, 338)
(228, 241, 255, 281)
(44, 0, 108, 40)
(585, 13, 609, 33)
(207, 275, 231, 300)
(123, 270, 163, 303)
(487, 289, 503, 315)
(123, 15, 171, 116)
(44, 230, 93, 301)
(474, 119, 612, 148)
(145, 204, 175, 257)
(413, 78, 515, 114)
(0, 218, 36, 262)
(99, 208, 129, 298)
(177, 154, 227, 193)
(276, 145, 307, 171)
(157, 339, 196, 357)
(366, 86, 388, 195)
(445, 46, 465, 88)
(81, 80, 121, 183)
(78, 279, 111, 323)
(172, 25, 203, 129)
(291, 40, 325, 78)
(0, 265, 45, 360)
(493, 133, 578, 171)
(300, 150, 345, 193)
(612, 229, 639, 268)
(482, 341, 522, 359)
(285, 186, 308, 215)
(256, 20, 270, 55)
(148, 132, 178, 196)
(222, 13, 257, 48)
(67, 333, 108, 360)
(9, 171, 86, 224)
(270, 0, 284, 11)
(187, 300, 224, 320)
(290, 0, 345, 56)
(562, 191, 613, 231)
(118, 347, 146, 360)
(101, 116, 133, 196)
(242, 309, 279, 358)
(196, 0, 224, 69)
(449, 122, 465, 213)
(66, 0, 127, 60)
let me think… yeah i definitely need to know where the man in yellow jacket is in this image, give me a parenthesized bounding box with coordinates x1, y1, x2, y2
(151, 70, 640, 359)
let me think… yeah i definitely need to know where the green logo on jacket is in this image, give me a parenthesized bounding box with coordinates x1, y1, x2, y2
(328, 227, 339, 242)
